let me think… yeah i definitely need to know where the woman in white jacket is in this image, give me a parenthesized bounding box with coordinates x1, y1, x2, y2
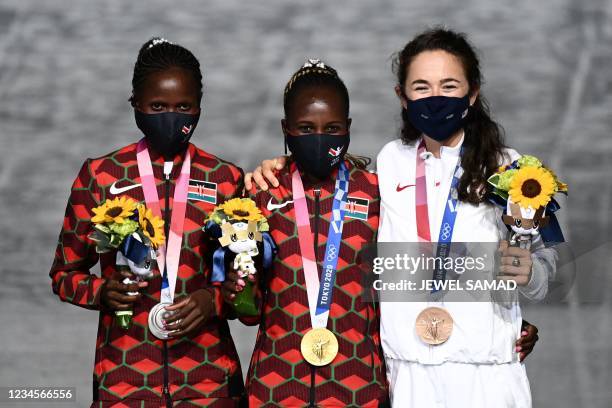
(376, 28, 557, 408)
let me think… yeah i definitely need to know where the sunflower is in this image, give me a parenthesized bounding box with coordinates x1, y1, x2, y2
(509, 167, 556, 209)
(91, 196, 137, 224)
(217, 198, 263, 222)
(137, 204, 165, 248)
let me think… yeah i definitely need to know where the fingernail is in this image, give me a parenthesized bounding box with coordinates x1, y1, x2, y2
(236, 285, 244, 292)
(522, 331, 528, 336)
(262, 186, 268, 191)
(273, 182, 279, 187)
(230, 294, 235, 299)
(237, 279, 245, 286)
(516, 346, 522, 352)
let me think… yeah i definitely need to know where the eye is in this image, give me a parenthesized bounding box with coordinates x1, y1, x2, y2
(325, 125, 341, 133)
(514, 219, 522, 228)
(151, 103, 164, 111)
(442, 85, 458, 91)
(177, 103, 191, 111)
(297, 126, 313, 134)
(230, 234, 238, 242)
(248, 232, 254, 239)
(414, 86, 428, 92)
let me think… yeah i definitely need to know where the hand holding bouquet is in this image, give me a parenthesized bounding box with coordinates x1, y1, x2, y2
(88, 197, 165, 328)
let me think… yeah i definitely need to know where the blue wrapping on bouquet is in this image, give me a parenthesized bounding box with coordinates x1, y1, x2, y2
(210, 231, 277, 283)
(119, 233, 150, 264)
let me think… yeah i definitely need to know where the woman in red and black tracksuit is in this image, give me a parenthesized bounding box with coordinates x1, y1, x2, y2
(50, 38, 246, 407)
(224, 60, 389, 407)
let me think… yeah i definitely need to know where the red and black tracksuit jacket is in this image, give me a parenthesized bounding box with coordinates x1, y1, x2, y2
(243, 162, 389, 407)
(49, 141, 246, 407)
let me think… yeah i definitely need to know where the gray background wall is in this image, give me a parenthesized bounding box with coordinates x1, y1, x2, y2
(0, 0, 610, 407)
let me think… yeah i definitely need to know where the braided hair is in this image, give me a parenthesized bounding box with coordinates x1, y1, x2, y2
(284, 60, 349, 118)
(283, 59, 371, 169)
(130, 37, 203, 104)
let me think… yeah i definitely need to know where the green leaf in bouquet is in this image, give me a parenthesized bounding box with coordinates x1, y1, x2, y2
(210, 210, 228, 225)
(108, 233, 124, 248)
(492, 188, 509, 201)
(258, 219, 270, 232)
(487, 173, 501, 188)
(94, 223, 111, 234)
(88, 228, 113, 252)
(109, 219, 139, 239)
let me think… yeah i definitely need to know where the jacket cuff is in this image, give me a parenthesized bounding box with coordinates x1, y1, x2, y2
(206, 285, 225, 318)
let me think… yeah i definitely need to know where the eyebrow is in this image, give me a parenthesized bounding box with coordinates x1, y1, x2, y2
(294, 120, 345, 126)
(410, 78, 461, 86)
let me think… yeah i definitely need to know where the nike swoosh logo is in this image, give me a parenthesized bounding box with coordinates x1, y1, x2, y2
(267, 198, 293, 211)
(109, 181, 142, 195)
(396, 183, 416, 192)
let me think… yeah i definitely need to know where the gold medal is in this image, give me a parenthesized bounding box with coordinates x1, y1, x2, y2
(415, 307, 453, 345)
(300, 328, 339, 366)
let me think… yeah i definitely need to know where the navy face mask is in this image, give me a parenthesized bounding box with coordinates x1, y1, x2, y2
(286, 133, 350, 179)
(405, 95, 470, 142)
(134, 110, 200, 159)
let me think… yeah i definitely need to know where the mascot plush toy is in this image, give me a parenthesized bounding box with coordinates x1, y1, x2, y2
(204, 198, 276, 316)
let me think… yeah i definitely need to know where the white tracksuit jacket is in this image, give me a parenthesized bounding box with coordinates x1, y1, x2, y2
(376, 136, 557, 408)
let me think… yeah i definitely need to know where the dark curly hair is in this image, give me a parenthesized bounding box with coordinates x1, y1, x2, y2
(393, 28, 507, 204)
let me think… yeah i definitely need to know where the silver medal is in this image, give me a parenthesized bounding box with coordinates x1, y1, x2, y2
(148, 302, 174, 340)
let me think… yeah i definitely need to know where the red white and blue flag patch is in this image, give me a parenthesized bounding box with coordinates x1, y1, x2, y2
(188, 179, 217, 204)
(343, 196, 369, 220)
(328, 146, 344, 157)
(182, 125, 193, 135)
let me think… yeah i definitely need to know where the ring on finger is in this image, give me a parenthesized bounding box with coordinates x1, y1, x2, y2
(512, 257, 521, 267)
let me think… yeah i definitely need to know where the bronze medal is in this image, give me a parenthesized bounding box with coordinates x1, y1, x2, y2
(300, 328, 339, 366)
(415, 307, 453, 345)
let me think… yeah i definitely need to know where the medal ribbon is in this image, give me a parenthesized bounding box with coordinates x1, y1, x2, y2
(136, 138, 191, 304)
(415, 139, 463, 290)
(292, 162, 349, 328)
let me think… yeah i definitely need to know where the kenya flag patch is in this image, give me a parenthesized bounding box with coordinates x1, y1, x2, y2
(343, 196, 369, 220)
(188, 179, 217, 204)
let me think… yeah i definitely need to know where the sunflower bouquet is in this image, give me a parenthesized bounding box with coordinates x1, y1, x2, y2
(204, 198, 276, 316)
(88, 196, 165, 328)
(488, 155, 567, 246)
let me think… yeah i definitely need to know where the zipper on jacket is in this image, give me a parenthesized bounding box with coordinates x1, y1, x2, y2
(309, 188, 321, 408)
(162, 163, 172, 408)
